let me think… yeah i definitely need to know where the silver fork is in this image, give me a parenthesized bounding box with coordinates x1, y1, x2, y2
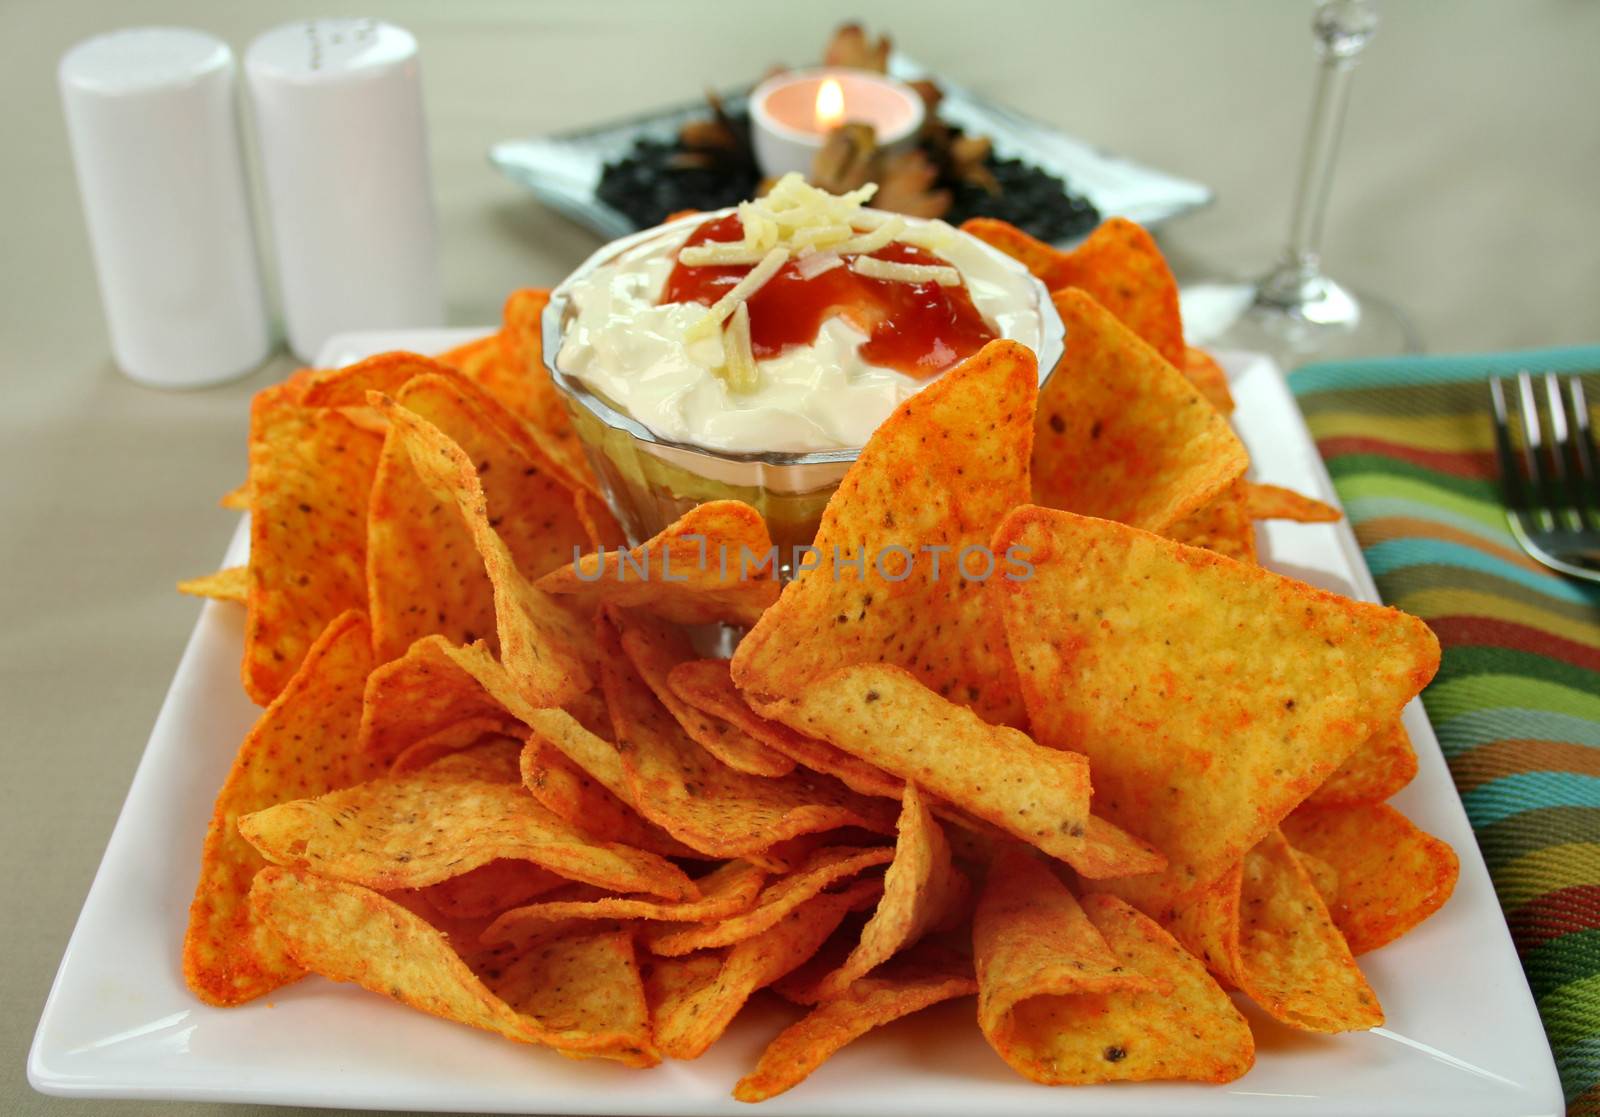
(1489, 371, 1600, 583)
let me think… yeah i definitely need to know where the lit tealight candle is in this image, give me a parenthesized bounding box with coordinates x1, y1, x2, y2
(749, 67, 925, 180)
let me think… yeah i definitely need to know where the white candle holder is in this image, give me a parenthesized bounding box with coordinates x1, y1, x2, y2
(749, 68, 925, 181)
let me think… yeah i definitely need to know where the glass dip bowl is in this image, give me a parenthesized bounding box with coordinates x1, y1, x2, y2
(541, 210, 1065, 569)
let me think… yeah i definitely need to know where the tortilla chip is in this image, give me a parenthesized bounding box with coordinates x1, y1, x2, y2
(496, 287, 595, 490)
(668, 658, 901, 798)
(469, 927, 658, 1065)
(733, 945, 978, 1101)
(517, 733, 693, 858)
(1033, 290, 1246, 532)
(1282, 802, 1459, 954)
(613, 609, 793, 776)
(484, 860, 768, 945)
(1308, 719, 1419, 806)
(178, 565, 248, 604)
(598, 615, 897, 858)
(1244, 481, 1342, 523)
(642, 845, 894, 956)
(435, 332, 499, 377)
(238, 750, 696, 900)
(420, 859, 568, 920)
(244, 395, 380, 703)
(1295, 848, 1341, 909)
(389, 718, 520, 776)
(1168, 829, 1383, 1031)
(751, 664, 1160, 878)
(1183, 347, 1235, 415)
(367, 373, 593, 664)
(646, 883, 874, 1060)
(961, 217, 1185, 369)
(538, 500, 780, 627)
(250, 866, 654, 1065)
(372, 390, 596, 710)
(183, 610, 373, 1006)
(995, 505, 1441, 916)
(787, 784, 968, 1002)
(219, 481, 249, 510)
(1164, 478, 1257, 563)
(732, 339, 1036, 727)
(358, 635, 516, 766)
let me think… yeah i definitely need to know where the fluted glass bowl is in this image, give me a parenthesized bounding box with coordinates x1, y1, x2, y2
(541, 211, 1065, 565)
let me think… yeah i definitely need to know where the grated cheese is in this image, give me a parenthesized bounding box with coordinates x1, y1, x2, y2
(851, 256, 961, 286)
(684, 246, 788, 340)
(719, 301, 758, 390)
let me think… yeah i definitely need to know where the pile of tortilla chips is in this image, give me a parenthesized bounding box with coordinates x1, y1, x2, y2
(180, 220, 1458, 1101)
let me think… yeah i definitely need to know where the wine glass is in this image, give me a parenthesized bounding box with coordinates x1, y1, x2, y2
(1187, 0, 1420, 368)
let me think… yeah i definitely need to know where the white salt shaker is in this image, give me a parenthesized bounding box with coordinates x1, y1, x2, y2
(59, 28, 271, 388)
(246, 19, 444, 363)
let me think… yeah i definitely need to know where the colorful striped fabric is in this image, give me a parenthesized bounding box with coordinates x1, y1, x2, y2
(1291, 346, 1600, 1114)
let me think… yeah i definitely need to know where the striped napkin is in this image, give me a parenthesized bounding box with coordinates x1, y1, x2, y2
(1290, 346, 1600, 1113)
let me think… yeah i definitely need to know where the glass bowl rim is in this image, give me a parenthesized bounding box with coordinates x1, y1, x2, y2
(540, 207, 1066, 468)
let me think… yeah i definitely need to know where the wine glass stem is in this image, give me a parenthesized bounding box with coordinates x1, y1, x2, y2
(1285, 53, 1357, 270)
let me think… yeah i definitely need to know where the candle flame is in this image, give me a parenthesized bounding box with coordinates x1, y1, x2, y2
(814, 77, 845, 131)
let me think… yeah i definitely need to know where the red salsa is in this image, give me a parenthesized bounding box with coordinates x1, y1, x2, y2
(660, 213, 997, 378)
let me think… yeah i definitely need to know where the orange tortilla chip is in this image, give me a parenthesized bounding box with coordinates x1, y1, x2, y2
(1244, 481, 1342, 523)
(183, 610, 373, 1006)
(598, 615, 897, 858)
(642, 845, 893, 956)
(975, 847, 1254, 1084)
(434, 332, 498, 377)
(468, 927, 658, 1065)
(646, 883, 874, 1060)
(250, 866, 655, 1065)
(359, 635, 518, 766)
(496, 287, 595, 490)
(538, 500, 780, 627)
(1308, 719, 1419, 805)
(961, 217, 1185, 369)
(367, 373, 593, 664)
(733, 944, 978, 1102)
(244, 395, 380, 704)
(1167, 829, 1383, 1032)
(483, 860, 768, 945)
(1282, 801, 1459, 954)
(178, 565, 247, 604)
(1164, 478, 1257, 563)
(389, 719, 520, 776)
(238, 747, 697, 901)
(732, 339, 1037, 727)
(219, 481, 249, 510)
(995, 506, 1441, 916)
(668, 658, 900, 798)
(299, 351, 454, 409)
(613, 609, 793, 777)
(1183, 347, 1235, 415)
(373, 390, 596, 710)
(517, 733, 694, 858)
(420, 859, 567, 920)
(1033, 290, 1246, 532)
(787, 784, 968, 1002)
(751, 665, 1160, 878)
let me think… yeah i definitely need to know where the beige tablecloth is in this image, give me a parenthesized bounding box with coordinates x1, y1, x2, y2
(3, 2, 1597, 1115)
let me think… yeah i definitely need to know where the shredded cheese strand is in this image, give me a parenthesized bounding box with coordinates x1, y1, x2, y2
(851, 256, 961, 286)
(719, 301, 758, 390)
(684, 246, 788, 340)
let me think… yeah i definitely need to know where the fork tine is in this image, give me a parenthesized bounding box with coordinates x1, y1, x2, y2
(1516, 371, 1555, 530)
(1569, 376, 1600, 524)
(1489, 376, 1530, 514)
(1543, 374, 1580, 528)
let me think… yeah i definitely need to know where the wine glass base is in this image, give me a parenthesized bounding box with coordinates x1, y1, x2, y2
(1189, 275, 1421, 371)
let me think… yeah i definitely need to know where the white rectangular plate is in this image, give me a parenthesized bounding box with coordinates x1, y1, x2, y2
(31, 334, 1563, 1115)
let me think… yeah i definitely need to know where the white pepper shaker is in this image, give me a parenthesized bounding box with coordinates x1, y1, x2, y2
(246, 19, 444, 363)
(59, 28, 271, 388)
